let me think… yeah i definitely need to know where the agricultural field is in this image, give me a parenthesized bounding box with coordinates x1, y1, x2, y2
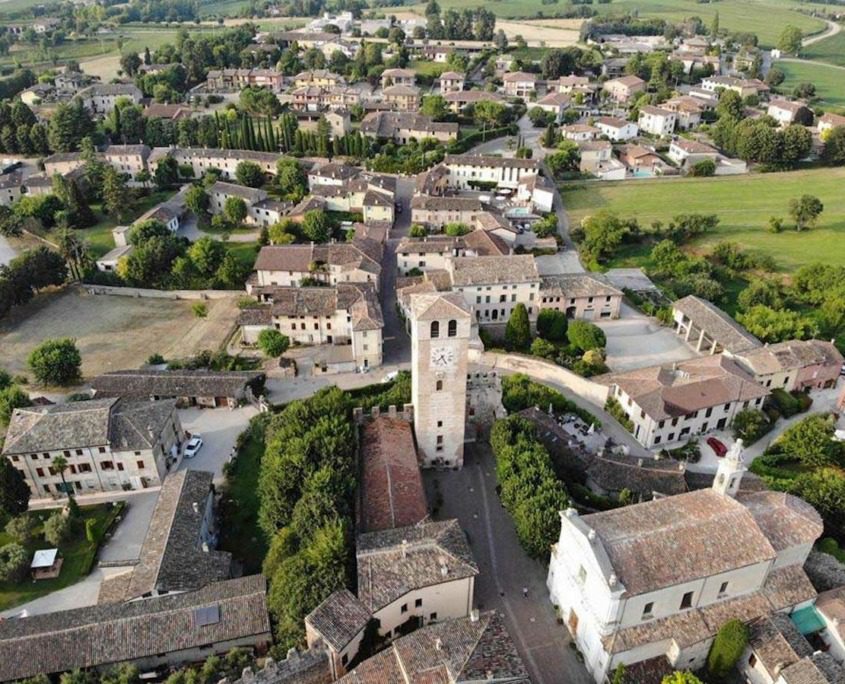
(561, 168, 845, 274)
(406, 0, 827, 47)
(801, 29, 845, 67)
(775, 60, 845, 110)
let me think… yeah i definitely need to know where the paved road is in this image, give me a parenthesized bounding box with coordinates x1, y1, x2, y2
(802, 18, 841, 47)
(97, 491, 159, 564)
(424, 442, 593, 684)
(177, 405, 259, 483)
(380, 176, 414, 366)
(0, 234, 16, 266)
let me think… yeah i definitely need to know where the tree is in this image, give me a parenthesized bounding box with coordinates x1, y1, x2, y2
(276, 158, 307, 202)
(473, 100, 507, 132)
(0, 384, 31, 426)
(528, 107, 552, 128)
(5, 515, 37, 544)
(662, 674, 704, 684)
(610, 664, 626, 684)
(235, 161, 264, 188)
(52, 175, 95, 229)
(791, 467, 845, 533)
(0, 205, 23, 237)
(737, 305, 814, 342)
(822, 125, 845, 165)
(0, 543, 29, 583)
(710, 10, 719, 37)
(409, 224, 427, 238)
(224, 197, 248, 225)
(47, 100, 94, 152)
(778, 25, 803, 54)
(51, 454, 72, 496)
(258, 329, 290, 357)
(688, 158, 716, 177)
(505, 303, 531, 351)
(302, 209, 330, 243)
(28, 338, 82, 386)
(537, 308, 568, 342)
(188, 237, 225, 277)
(444, 222, 471, 236)
(765, 66, 785, 87)
(185, 184, 211, 226)
(707, 619, 749, 678)
(546, 142, 580, 177)
(778, 414, 842, 468)
(120, 51, 142, 77)
(789, 195, 824, 231)
(102, 166, 132, 222)
(567, 320, 606, 352)
(0, 458, 30, 517)
(576, 211, 629, 264)
(738, 279, 783, 311)
(43, 510, 71, 545)
(420, 95, 448, 120)
(732, 408, 770, 444)
(716, 89, 744, 120)
(154, 155, 180, 189)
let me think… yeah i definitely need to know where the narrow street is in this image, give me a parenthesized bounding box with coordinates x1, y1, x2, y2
(424, 442, 594, 684)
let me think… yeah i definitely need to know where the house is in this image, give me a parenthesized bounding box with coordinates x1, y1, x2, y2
(503, 71, 537, 98)
(292, 69, 345, 89)
(131, 187, 190, 233)
(55, 70, 92, 95)
(618, 144, 672, 175)
(206, 68, 284, 91)
(356, 519, 478, 639)
(0, 170, 24, 207)
(442, 89, 507, 114)
(516, 172, 555, 213)
(817, 585, 845, 663)
(43, 151, 85, 177)
(673, 295, 762, 355)
(818, 112, 845, 138)
(410, 195, 485, 228)
(2, 398, 185, 499)
(638, 106, 676, 137)
(97, 470, 231, 603)
(442, 154, 541, 190)
(305, 590, 370, 680)
(380, 68, 416, 89)
(562, 123, 600, 142)
(337, 611, 529, 683)
(664, 96, 704, 130)
(767, 99, 812, 126)
(729, 339, 843, 393)
(308, 161, 359, 187)
(578, 140, 614, 174)
(20, 83, 55, 105)
(144, 103, 193, 121)
(396, 231, 509, 275)
(77, 83, 143, 116)
(585, 452, 688, 501)
(322, 109, 352, 137)
(150, 147, 281, 180)
(382, 84, 421, 112)
(667, 139, 720, 167)
(555, 75, 591, 94)
(595, 116, 639, 142)
(671, 50, 720, 75)
(250, 240, 382, 289)
(539, 273, 623, 320)
(96, 244, 134, 272)
(360, 111, 458, 144)
(102, 144, 151, 180)
(602, 75, 646, 103)
(700, 75, 769, 99)
(535, 92, 572, 123)
(0, 575, 272, 682)
(439, 71, 465, 94)
(239, 283, 384, 370)
(547, 445, 822, 682)
(598, 355, 769, 447)
(90, 369, 266, 408)
(446, 254, 541, 325)
(207, 181, 286, 227)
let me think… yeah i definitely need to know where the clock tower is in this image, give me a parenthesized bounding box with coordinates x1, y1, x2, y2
(409, 292, 472, 468)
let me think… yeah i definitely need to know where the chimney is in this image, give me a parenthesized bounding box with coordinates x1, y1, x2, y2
(470, 609, 480, 623)
(202, 542, 210, 552)
(401, 539, 408, 558)
(440, 563, 449, 577)
(637, 458, 643, 467)
(435, 638, 443, 651)
(192, 501, 199, 513)
(587, 529, 596, 542)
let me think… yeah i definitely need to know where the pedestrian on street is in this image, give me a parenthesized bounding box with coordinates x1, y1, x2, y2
(522, 586, 528, 598)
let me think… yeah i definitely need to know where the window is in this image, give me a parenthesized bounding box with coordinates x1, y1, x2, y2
(341, 654, 348, 666)
(448, 319, 457, 337)
(436, 380, 443, 391)
(437, 420, 443, 428)
(401, 603, 408, 614)
(78, 463, 92, 473)
(577, 566, 587, 585)
(415, 598, 422, 607)
(748, 654, 757, 668)
(642, 602, 654, 619)
(430, 612, 438, 621)
(101, 461, 115, 471)
(136, 460, 145, 469)
(431, 321, 440, 338)
(98, 446, 106, 454)
(680, 591, 694, 610)
(36, 467, 45, 477)
(75, 449, 83, 456)
(718, 581, 729, 596)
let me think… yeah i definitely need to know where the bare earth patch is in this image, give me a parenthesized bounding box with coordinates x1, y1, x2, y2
(0, 287, 239, 381)
(495, 19, 582, 47)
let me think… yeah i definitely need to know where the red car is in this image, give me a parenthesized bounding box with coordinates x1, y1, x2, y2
(707, 436, 727, 458)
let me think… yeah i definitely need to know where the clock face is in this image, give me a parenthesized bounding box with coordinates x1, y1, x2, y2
(430, 346, 456, 369)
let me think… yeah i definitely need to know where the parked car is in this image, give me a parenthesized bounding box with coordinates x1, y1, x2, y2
(184, 436, 204, 458)
(707, 436, 727, 458)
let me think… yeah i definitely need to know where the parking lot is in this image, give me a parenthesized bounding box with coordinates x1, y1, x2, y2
(177, 405, 259, 482)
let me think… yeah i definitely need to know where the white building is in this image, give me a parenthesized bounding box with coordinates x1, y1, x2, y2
(77, 83, 143, 116)
(441, 154, 541, 190)
(502, 71, 536, 98)
(595, 116, 639, 142)
(149, 147, 282, 180)
(547, 443, 823, 683)
(206, 181, 285, 227)
(767, 99, 811, 126)
(638, 106, 677, 137)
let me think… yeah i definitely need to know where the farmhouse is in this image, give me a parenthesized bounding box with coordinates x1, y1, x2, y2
(539, 273, 624, 320)
(502, 71, 536, 98)
(729, 339, 843, 392)
(382, 84, 421, 112)
(206, 181, 286, 227)
(767, 99, 812, 126)
(672, 295, 762, 354)
(360, 111, 458, 144)
(438, 71, 465, 94)
(150, 147, 282, 179)
(77, 83, 143, 116)
(250, 240, 382, 289)
(442, 89, 507, 114)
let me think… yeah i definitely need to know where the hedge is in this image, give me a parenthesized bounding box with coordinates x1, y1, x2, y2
(501, 373, 601, 428)
(446, 123, 519, 154)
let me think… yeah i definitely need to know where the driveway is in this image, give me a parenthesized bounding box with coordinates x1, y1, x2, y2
(468, 114, 549, 160)
(597, 303, 699, 372)
(423, 442, 593, 684)
(97, 491, 159, 564)
(177, 406, 259, 482)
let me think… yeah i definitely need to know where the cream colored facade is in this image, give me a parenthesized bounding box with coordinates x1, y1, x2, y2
(638, 107, 677, 137)
(373, 575, 475, 638)
(150, 148, 280, 180)
(410, 294, 471, 468)
(443, 155, 540, 190)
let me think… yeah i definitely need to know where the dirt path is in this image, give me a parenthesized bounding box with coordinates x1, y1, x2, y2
(803, 18, 842, 47)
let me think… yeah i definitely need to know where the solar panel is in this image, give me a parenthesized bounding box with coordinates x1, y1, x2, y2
(193, 605, 220, 627)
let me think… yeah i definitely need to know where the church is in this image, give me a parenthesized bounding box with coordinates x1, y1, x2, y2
(547, 441, 824, 682)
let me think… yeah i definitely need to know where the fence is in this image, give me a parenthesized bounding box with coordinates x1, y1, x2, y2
(84, 285, 242, 300)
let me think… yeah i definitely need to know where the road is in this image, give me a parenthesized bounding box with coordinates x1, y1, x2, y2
(468, 114, 548, 160)
(802, 18, 841, 47)
(0, 234, 16, 266)
(380, 176, 414, 366)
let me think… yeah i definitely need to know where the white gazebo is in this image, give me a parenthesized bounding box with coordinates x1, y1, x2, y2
(30, 548, 62, 580)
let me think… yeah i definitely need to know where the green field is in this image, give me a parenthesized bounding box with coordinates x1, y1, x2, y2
(561, 168, 845, 273)
(802, 29, 845, 67)
(776, 60, 845, 110)
(409, 0, 827, 47)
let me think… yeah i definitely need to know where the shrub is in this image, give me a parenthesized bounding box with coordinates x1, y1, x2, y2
(505, 303, 531, 351)
(257, 329, 290, 357)
(731, 408, 771, 444)
(688, 158, 716, 177)
(5, 515, 38, 544)
(707, 619, 749, 678)
(537, 308, 568, 342)
(769, 387, 800, 417)
(0, 543, 29, 583)
(567, 320, 606, 352)
(27, 338, 82, 386)
(605, 397, 633, 432)
(85, 517, 98, 543)
(192, 302, 208, 318)
(43, 511, 71, 546)
(502, 374, 600, 427)
(530, 338, 558, 360)
(146, 353, 166, 365)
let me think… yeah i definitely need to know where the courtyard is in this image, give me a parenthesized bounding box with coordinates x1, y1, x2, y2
(0, 287, 240, 381)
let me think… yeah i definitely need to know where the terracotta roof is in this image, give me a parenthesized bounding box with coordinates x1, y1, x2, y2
(779, 653, 845, 684)
(409, 292, 471, 321)
(816, 585, 845, 645)
(463, 228, 510, 256)
(91, 369, 264, 400)
(749, 613, 813, 677)
(606, 75, 645, 88)
(762, 564, 817, 611)
(254, 240, 382, 277)
(360, 417, 428, 533)
(503, 71, 536, 83)
(356, 520, 478, 613)
(444, 154, 539, 170)
(586, 453, 687, 497)
(209, 181, 267, 204)
(674, 295, 762, 353)
(737, 491, 824, 552)
(540, 273, 622, 299)
(410, 195, 483, 212)
(732, 339, 843, 376)
(305, 589, 371, 652)
(265, 283, 383, 331)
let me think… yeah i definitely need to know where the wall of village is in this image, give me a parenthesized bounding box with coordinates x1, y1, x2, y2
(85, 285, 241, 300)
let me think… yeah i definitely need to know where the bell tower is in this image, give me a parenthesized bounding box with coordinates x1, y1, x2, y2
(409, 293, 471, 468)
(712, 438, 746, 497)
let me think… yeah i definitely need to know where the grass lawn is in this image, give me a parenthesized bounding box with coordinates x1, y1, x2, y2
(802, 29, 845, 68)
(0, 503, 124, 612)
(775, 60, 845, 111)
(409, 59, 448, 78)
(218, 417, 268, 574)
(561, 168, 845, 274)
(225, 241, 260, 271)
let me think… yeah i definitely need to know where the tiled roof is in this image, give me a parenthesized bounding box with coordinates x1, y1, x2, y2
(2, 398, 177, 456)
(673, 295, 762, 353)
(749, 613, 813, 676)
(586, 453, 687, 497)
(0, 575, 270, 681)
(448, 254, 539, 286)
(409, 292, 471, 321)
(737, 491, 824, 552)
(606, 75, 645, 87)
(503, 71, 536, 82)
(209, 180, 267, 204)
(383, 84, 420, 96)
(120, 470, 231, 600)
(356, 520, 478, 613)
(150, 147, 281, 166)
(780, 653, 845, 684)
(339, 611, 530, 683)
(91, 369, 264, 400)
(583, 488, 776, 596)
(732, 339, 843, 376)
(361, 111, 458, 138)
(265, 282, 383, 331)
(761, 564, 817, 611)
(463, 228, 510, 256)
(444, 154, 539, 170)
(360, 417, 427, 533)
(305, 589, 371, 652)
(816, 585, 845, 645)
(443, 90, 505, 104)
(254, 240, 382, 276)
(540, 273, 623, 299)
(410, 195, 483, 212)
